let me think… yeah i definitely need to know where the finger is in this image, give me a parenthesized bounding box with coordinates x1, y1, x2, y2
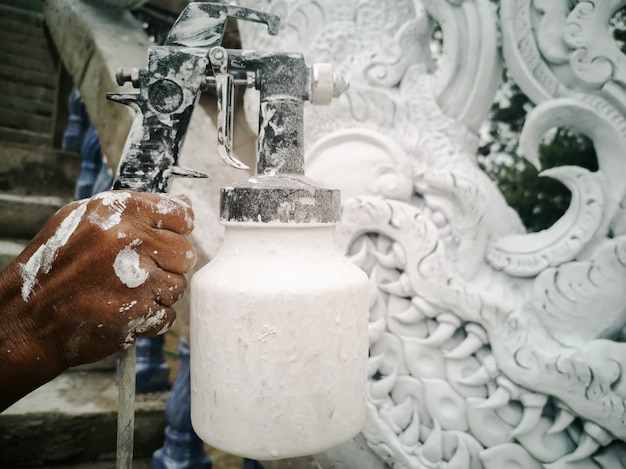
(139, 304, 177, 338)
(142, 229, 197, 273)
(133, 192, 195, 234)
(122, 303, 177, 346)
(87, 191, 134, 232)
(148, 269, 188, 307)
(176, 194, 193, 207)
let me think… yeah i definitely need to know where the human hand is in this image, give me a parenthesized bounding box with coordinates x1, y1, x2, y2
(1, 191, 196, 373)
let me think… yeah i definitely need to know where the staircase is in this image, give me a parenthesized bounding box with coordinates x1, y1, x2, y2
(0, 0, 55, 146)
(0, 0, 79, 271)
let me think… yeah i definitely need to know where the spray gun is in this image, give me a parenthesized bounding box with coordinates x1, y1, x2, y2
(108, 3, 283, 192)
(109, 2, 366, 465)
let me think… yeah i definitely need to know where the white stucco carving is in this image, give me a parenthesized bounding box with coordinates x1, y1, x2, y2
(238, 0, 626, 467)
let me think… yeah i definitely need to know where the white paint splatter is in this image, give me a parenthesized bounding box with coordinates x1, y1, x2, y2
(123, 308, 170, 345)
(113, 239, 149, 288)
(88, 191, 131, 230)
(119, 300, 138, 313)
(156, 195, 180, 215)
(118, 232, 128, 239)
(19, 201, 88, 301)
(157, 320, 173, 336)
(186, 249, 197, 267)
(155, 194, 193, 229)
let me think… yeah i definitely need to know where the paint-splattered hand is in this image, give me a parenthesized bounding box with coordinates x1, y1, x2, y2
(0, 191, 196, 392)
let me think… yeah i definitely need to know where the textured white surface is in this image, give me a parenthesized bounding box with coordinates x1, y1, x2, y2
(190, 224, 369, 460)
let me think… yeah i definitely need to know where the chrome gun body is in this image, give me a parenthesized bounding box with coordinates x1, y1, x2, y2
(108, 3, 280, 192)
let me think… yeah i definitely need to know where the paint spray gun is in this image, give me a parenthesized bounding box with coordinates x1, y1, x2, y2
(107, 3, 279, 192)
(109, 2, 348, 188)
(109, 2, 365, 464)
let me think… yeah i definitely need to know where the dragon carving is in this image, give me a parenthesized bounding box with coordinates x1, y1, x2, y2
(237, 0, 626, 467)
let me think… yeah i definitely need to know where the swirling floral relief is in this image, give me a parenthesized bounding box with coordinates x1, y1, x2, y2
(564, 0, 626, 89)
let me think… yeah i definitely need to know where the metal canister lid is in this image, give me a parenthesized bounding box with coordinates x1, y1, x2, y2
(220, 173, 341, 224)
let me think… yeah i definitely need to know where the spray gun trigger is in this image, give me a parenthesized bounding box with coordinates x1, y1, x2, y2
(210, 47, 250, 171)
(165, 4, 280, 48)
(218, 146, 249, 171)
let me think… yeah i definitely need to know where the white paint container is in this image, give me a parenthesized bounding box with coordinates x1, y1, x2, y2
(190, 221, 369, 460)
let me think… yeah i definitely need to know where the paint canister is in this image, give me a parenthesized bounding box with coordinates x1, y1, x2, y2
(190, 173, 369, 460)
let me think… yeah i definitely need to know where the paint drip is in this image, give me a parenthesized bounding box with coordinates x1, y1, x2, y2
(19, 201, 89, 301)
(123, 307, 170, 345)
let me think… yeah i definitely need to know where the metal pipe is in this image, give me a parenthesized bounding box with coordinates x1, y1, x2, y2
(116, 347, 136, 468)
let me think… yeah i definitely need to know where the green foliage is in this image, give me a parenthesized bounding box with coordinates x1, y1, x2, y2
(483, 131, 597, 232)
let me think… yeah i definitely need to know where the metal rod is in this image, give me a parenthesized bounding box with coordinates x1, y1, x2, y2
(206, 75, 254, 87)
(117, 346, 136, 469)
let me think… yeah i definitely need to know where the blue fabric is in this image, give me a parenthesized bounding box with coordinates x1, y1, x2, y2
(76, 125, 107, 199)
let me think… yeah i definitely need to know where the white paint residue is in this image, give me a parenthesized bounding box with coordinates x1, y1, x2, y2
(113, 239, 149, 288)
(186, 250, 196, 265)
(123, 308, 169, 345)
(156, 194, 195, 230)
(119, 300, 138, 313)
(156, 194, 188, 215)
(185, 213, 194, 230)
(89, 191, 131, 230)
(118, 232, 127, 239)
(157, 319, 173, 335)
(19, 201, 88, 301)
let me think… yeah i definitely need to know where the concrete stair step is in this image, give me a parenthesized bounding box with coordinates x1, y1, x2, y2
(0, 371, 167, 467)
(0, 10, 43, 34)
(0, 107, 52, 134)
(0, 193, 72, 239)
(0, 0, 44, 16)
(0, 126, 51, 147)
(0, 237, 28, 271)
(0, 92, 55, 118)
(0, 38, 55, 64)
(0, 144, 81, 198)
(0, 48, 56, 75)
(0, 25, 49, 49)
(0, 63, 56, 90)
(0, 78, 55, 103)
(0, 12, 42, 32)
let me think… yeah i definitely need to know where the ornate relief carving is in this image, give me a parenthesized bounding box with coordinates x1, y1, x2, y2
(564, 0, 626, 89)
(237, 0, 626, 467)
